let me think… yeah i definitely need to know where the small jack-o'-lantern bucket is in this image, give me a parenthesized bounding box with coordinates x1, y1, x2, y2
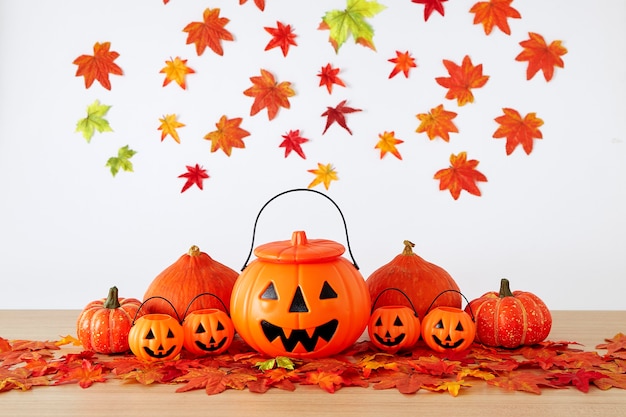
(182, 292, 235, 356)
(368, 288, 421, 353)
(421, 290, 476, 353)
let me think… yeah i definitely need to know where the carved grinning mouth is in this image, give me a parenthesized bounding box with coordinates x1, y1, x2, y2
(194, 337, 228, 352)
(374, 333, 406, 347)
(143, 345, 178, 358)
(432, 335, 465, 349)
(261, 319, 339, 352)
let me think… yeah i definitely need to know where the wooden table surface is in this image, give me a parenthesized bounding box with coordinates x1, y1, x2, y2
(1, 310, 625, 417)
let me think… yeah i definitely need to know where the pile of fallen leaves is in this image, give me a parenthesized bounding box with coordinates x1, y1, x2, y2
(1, 334, 625, 395)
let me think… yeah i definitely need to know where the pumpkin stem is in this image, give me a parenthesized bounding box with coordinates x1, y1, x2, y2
(188, 245, 201, 256)
(103, 286, 121, 309)
(499, 278, 514, 298)
(402, 240, 415, 256)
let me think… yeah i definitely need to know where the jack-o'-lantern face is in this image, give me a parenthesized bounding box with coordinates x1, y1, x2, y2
(128, 314, 184, 362)
(183, 309, 234, 356)
(421, 307, 475, 353)
(368, 306, 420, 353)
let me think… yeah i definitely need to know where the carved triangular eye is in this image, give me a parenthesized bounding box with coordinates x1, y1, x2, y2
(261, 282, 278, 300)
(455, 322, 464, 331)
(195, 323, 206, 334)
(393, 316, 403, 326)
(375, 317, 383, 326)
(435, 320, 444, 329)
(319, 281, 338, 299)
(167, 329, 175, 338)
(216, 321, 225, 331)
(146, 329, 155, 339)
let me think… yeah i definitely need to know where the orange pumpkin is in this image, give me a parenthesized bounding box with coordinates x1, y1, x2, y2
(230, 230, 371, 359)
(366, 240, 461, 319)
(143, 245, 238, 319)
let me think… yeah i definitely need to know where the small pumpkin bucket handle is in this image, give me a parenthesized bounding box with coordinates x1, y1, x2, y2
(424, 289, 475, 321)
(241, 188, 359, 271)
(181, 292, 230, 320)
(131, 296, 182, 325)
(371, 287, 419, 318)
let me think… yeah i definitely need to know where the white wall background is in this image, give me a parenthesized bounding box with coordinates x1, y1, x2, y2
(1, 0, 624, 310)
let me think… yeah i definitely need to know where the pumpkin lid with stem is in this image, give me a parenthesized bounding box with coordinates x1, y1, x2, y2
(253, 230, 345, 264)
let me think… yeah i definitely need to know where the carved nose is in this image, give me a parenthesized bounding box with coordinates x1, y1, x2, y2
(289, 286, 309, 312)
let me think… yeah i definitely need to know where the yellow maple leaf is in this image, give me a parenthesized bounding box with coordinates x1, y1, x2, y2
(55, 334, 82, 346)
(375, 131, 403, 159)
(204, 115, 251, 156)
(307, 162, 338, 190)
(160, 57, 195, 89)
(158, 114, 186, 143)
(432, 379, 471, 397)
(416, 104, 459, 141)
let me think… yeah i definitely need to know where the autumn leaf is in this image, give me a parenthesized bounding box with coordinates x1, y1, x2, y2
(106, 145, 136, 177)
(488, 370, 561, 394)
(183, 8, 234, 56)
(318, 63, 346, 94)
(55, 359, 106, 388)
(516, 32, 568, 81)
(204, 115, 250, 156)
(55, 335, 81, 347)
(493, 108, 544, 155)
(178, 164, 209, 193)
(432, 379, 471, 396)
(434, 152, 488, 200)
(255, 356, 295, 371)
(243, 69, 295, 120)
(412, 0, 447, 21)
(239, 0, 265, 11)
(470, 0, 521, 35)
(321, 100, 362, 135)
(175, 367, 228, 394)
(302, 370, 346, 393)
(158, 114, 185, 143)
(415, 104, 458, 141)
(388, 50, 417, 79)
(596, 333, 626, 356)
(73, 41, 123, 90)
(375, 131, 403, 160)
(160, 57, 195, 89)
(551, 369, 607, 393)
(279, 129, 309, 159)
(307, 163, 339, 190)
(264, 21, 297, 56)
(319, 0, 386, 53)
(372, 370, 439, 394)
(436, 55, 489, 106)
(75, 100, 113, 142)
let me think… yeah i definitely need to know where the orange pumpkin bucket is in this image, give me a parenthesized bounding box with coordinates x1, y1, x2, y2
(230, 189, 371, 359)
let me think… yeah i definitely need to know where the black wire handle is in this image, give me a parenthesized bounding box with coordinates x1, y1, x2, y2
(424, 289, 475, 321)
(131, 296, 182, 325)
(240, 188, 359, 271)
(371, 287, 419, 318)
(181, 292, 230, 319)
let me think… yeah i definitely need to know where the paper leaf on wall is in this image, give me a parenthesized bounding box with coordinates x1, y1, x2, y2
(493, 108, 543, 155)
(73, 42, 123, 90)
(203, 115, 250, 156)
(106, 145, 136, 177)
(515, 32, 567, 81)
(388, 51, 417, 79)
(321, 100, 362, 135)
(178, 164, 209, 193)
(75, 100, 113, 142)
(411, 0, 447, 21)
(375, 131, 403, 159)
(279, 129, 309, 159)
(318, 64, 346, 94)
(307, 163, 339, 190)
(239, 0, 265, 11)
(415, 104, 458, 142)
(435, 55, 489, 106)
(470, 0, 521, 35)
(160, 57, 195, 89)
(434, 151, 487, 200)
(158, 114, 185, 143)
(183, 8, 234, 56)
(264, 21, 297, 57)
(318, 0, 386, 53)
(243, 69, 295, 120)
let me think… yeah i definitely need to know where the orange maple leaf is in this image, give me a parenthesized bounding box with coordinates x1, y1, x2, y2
(415, 104, 458, 141)
(243, 69, 295, 120)
(158, 114, 185, 143)
(160, 57, 195, 89)
(493, 108, 543, 155)
(434, 151, 488, 200)
(307, 162, 338, 190)
(239, 0, 265, 11)
(264, 21, 297, 56)
(318, 63, 346, 94)
(303, 370, 346, 393)
(73, 41, 123, 90)
(435, 55, 489, 106)
(515, 32, 567, 81)
(204, 115, 251, 156)
(375, 131, 403, 159)
(183, 8, 234, 56)
(55, 359, 106, 389)
(470, 0, 521, 35)
(388, 50, 417, 78)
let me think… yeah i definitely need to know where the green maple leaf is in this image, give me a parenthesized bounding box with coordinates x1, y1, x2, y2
(75, 100, 113, 142)
(106, 145, 136, 177)
(255, 356, 295, 371)
(320, 0, 386, 53)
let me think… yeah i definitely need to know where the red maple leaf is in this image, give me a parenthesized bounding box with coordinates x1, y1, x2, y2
(54, 359, 106, 388)
(515, 32, 567, 81)
(279, 129, 309, 159)
(412, 0, 447, 21)
(434, 151, 488, 199)
(178, 164, 210, 193)
(239, 0, 265, 11)
(321, 100, 362, 135)
(470, 0, 521, 35)
(493, 108, 544, 155)
(243, 69, 295, 120)
(73, 41, 123, 90)
(551, 369, 607, 393)
(264, 21, 297, 56)
(436, 55, 489, 106)
(317, 63, 346, 94)
(183, 8, 234, 56)
(388, 50, 417, 79)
